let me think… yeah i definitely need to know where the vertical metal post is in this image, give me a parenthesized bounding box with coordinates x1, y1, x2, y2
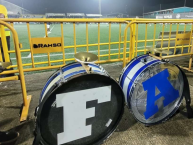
(129, 23, 136, 60)
(174, 23, 179, 54)
(108, 22, 111, 60)
(0, 25, 10, 62)
(135, 24, 138, 57)
(86, 23, 89, 52)
(98, 23, 100, 61)
(123, 30, 128, 67)
(160, 24, 165, 57)
(144, 23, 148, 54)
(44, 23, 51, 66)
(168, 24, 172, 56)
(61, 22, 65, 64)
(181, 23, 187, 54)
(153, 24, 157, 54)
(118, 23, 121, 59)
(188, 24, 193, 53)
(27, 23, 35, 68)
(73, 23, 77, 54)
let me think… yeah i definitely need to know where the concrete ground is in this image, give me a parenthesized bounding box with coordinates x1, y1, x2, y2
(0, 57, 193, 145)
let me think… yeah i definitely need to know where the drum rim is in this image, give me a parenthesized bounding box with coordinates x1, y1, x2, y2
(36, 73, 125, 145)
(45, 62, 101, 83)
(40, 62, 103, 102)
(45, 62, 78, 83)
(127, 63, 184, 125)
(119, 54, 149, 86)
(119, 54, 184, 125)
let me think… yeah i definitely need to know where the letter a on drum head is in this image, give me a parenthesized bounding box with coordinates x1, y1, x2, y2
(56, 86, 111, 145)
(142, 69, 179, 120)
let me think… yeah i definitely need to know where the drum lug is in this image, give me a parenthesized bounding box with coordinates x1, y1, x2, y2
(162, 59, 170, 62)
(59, 68, 67, 84)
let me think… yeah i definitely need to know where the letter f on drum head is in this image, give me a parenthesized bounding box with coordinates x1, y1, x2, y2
(142, 69, 179, 120)
(56, 86, 111, 145)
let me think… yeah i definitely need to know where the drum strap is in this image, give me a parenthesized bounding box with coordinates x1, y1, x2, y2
(180, 67, 193, 118)
(172, 62, 193, 118)
(33, 125, 41, 145)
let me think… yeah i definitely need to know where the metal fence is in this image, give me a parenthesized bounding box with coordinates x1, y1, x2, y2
(123, 19, 193, 67)
(0, 18, 134, 75)
(1, 18, 193, 121)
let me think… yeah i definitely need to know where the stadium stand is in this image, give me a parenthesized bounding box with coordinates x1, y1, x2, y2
(86, 14, 102, 18)
(67, 13, 85, 18)
(46, 13, 66, 18)
(144, 7, 193, 19)
(104, 13, 129, 18)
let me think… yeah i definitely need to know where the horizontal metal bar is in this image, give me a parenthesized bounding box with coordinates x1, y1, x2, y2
(8, 41, 131, 53)
(134, 20, 193, 24)
(1, 18, 133, 23)
(9, 50, 129, 68)
(162, 53, 193, 58)
(0, 76, 19, 82)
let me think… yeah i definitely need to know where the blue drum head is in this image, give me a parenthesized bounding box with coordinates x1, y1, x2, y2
(128, 62, 184, 125)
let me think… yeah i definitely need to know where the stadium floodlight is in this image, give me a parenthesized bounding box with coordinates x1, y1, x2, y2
(99, 0, 101, 14)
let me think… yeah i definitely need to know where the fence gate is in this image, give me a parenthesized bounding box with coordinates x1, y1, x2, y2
(0, 20, 31, 122)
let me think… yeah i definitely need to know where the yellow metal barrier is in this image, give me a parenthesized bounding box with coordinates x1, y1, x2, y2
(0, 20, 31, 122)
(0, 18, 133, 121)
(0, 18, 134, 73)
(1, 18, 193, 122)
(123, 19, 193, 72)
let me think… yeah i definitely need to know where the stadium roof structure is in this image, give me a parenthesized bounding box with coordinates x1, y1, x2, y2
(144, 7, 193, 14)
(86, 14, 102, 17)
(7, 11, 20, 15)
(67, 13, 85, 17)
(105, 13, 128, 16)
(46, 13, 66, 17)
(0, 0, 32, 14)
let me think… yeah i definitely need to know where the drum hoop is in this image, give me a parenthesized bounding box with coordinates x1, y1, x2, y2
(45, 62, 79, 82)
(40, 62, 103, 102)
(36, 73, 125, 145)
(45, 62, 101, 83)
(119, 54, 149, 83)
(128, 63, 184, 125)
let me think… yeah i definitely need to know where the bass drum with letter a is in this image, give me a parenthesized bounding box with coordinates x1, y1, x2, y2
(119, 54, 184, 125)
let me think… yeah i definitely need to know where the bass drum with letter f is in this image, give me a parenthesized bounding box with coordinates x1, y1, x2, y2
(119, 54, 184, 125)
(34, 62, 124, 145)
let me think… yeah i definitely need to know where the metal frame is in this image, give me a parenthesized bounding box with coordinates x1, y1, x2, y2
(1, 18, 193, 121)
(123, 20, 193, 69)
(0, 20, 31, 122)
(0, 18, 134, 74)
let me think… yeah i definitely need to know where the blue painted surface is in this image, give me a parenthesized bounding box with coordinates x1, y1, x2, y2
(144, 7, 193, 18)
(126, 60, 159, 103)
(120, 55, 148, 88)
(173, 7, 193, 13)
(40, 63, 103, 102)
(142, 69, 179, 120)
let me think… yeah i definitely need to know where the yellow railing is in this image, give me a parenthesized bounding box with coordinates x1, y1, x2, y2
(1, 18, 193, 121)
(123, 19, 193, 67)
(0, 20, 31, 122)
(0, 18, 134, 74)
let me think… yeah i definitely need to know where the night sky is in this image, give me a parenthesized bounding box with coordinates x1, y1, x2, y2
(4, 0, 193, 16)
